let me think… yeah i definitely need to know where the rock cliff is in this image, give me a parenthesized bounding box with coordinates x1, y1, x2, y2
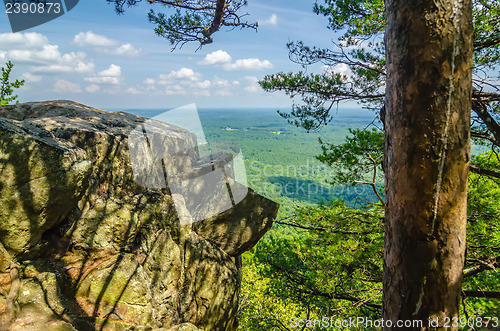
(0, 101, 278, 330)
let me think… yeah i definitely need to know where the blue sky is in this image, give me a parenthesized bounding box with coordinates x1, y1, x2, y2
(0, 0, 344, 110)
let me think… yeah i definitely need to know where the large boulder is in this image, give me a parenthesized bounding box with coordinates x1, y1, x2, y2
(0, 101, 278, 330)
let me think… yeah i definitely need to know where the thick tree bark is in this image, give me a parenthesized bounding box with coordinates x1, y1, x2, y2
(383, 0, 473, 329)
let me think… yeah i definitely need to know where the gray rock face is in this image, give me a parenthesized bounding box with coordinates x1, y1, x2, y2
(0, 101, 278, 330)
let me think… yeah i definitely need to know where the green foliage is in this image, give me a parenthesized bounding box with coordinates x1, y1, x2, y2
(0, 61, 24, 106)
(260, 38, 386, 132)
(240, 201, 384, 330)
(249, 0, 500, 325)
(116, 0, 500, 326)
(148, 8, 204, 45)
(261, 0, 499, 134)
(239, 249, 304, 330)
(198, 108, 381, 214)
(107, 0, 256, 48)
(467, 151, 500, 262)
(259, 0, 386, 134)
(239, 151, 500, 329)
(473, 0, 500, 67)
(317, 127, 384, 184)
(172, 108, 500, 329)
(463, 151, 500, 317)
(313, 0, 384, 38)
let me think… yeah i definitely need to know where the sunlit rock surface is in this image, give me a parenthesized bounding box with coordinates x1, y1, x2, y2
(0, 101, 278, 330)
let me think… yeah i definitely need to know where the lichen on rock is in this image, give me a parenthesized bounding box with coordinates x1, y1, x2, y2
(0, 101, 278, 330)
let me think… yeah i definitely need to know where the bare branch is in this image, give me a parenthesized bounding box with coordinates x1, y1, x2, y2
(469, 164, 500, 179)
(474, 35, 500, 51)
(473, 90, 500, 102)
(201, 0, 227, 44)
(472, 97, 500, 148)
(266, 259, 382, 311)
(275, 219, 378, 234)
(147, 0, 216, 11)
(471, 131, 498, 145)
(462, 290, 500, 299)
(295, 287, 382, 310)
(464, 256, 500, 277)
(275, 219, 327, 231)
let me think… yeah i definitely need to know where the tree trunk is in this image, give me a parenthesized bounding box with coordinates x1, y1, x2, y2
(383, 0, 473, 329)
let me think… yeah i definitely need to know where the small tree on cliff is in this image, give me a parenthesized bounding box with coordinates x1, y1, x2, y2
(0, 61, 24, 106)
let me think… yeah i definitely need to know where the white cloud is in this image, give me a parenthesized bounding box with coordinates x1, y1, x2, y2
(21, 72, 42, 82)
(160, 67, 201, 81)
(0, 32, 48, 50)
(85, 64, 122, 85)
(198, 50, 273, 71)
(73, 31, 144, 57)
(245, 85, 261, 93)
(103, 86, 122, 95)
(126, 87, 145, 95)
(0, 51, 5, 60)
(259, 14, 278, 26)
(8, 44, 60, 63)
(165, 85, 187, 96)
(195, 90, 211, 97)
(323, 64, 353, 80)
(85, 84, 100, 93)
(212, 77, 230, 88)
(85, 76, 120, 85)
(0, 33, 95, 74)
(244, 76, 262, 93)
(133, 80, 161, 95)
(198, 50, 232, 65)
(197, 80, 211, 89)
(139, 68, 243, 97)
(53, 79, 82, 93)
(31, 62, 95, 74)
(138, 69, 204, 96)
(72, 31, 117, 47)
(98, 64, 121, 77)
(215, 90, 233, 97)
(30, 52, 95, 73)
(224, 58, 273, 71)
(105, 43, 144, 57)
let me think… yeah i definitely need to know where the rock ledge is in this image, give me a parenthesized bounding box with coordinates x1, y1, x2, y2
(0, 101, 278, 331)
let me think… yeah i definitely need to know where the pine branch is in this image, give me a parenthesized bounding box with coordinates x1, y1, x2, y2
(462, 290, 500, 299)
(469, 164, 500, 179)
